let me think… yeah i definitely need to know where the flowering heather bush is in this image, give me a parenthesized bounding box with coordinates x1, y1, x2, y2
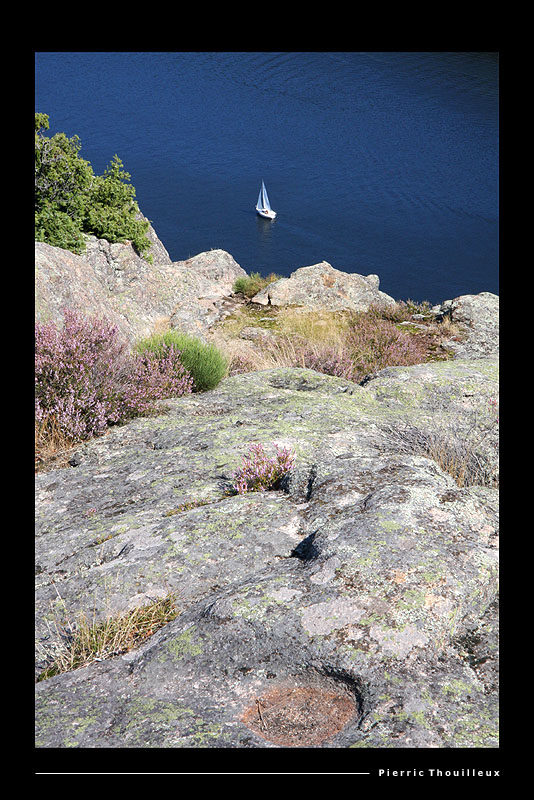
(35, 309, 193, 445)
(232, 443, 296, 495)
(299, 345, 358, 382)
(345, 314, 431, 381)
(120, 345, 193, 419)
(36, 310, 126, 441)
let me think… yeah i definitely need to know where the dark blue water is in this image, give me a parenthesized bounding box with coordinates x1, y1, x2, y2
(35, 51, 498, 305)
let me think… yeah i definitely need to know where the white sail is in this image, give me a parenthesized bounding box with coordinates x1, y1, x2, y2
(262, 181, 271, 211)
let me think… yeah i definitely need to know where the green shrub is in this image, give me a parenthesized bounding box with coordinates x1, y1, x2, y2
(35, 206, 87, 254)
(83, 155, 153, 258)
(35, 113, 152, 260)
(135, 330, 228, 392)
(233, 272, 282, 298)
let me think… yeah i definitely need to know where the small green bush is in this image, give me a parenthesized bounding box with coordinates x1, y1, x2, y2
(233, 272, 282, 298)
(135, 330, 228, 392)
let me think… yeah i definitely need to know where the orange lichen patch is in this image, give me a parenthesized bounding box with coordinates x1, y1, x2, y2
(321, 273, 336, 288)
(390, 569, 408, 584)
(241, 685, 358, 747)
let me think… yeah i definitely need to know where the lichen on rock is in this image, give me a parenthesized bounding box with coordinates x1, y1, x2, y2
(35, 226, 499, 749)
(36, 360, 498, 748)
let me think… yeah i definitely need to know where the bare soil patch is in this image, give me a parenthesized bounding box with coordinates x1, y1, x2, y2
(242, 685, 358, 747)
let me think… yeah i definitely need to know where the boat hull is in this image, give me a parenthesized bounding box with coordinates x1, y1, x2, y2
(256, 208, 277, 219)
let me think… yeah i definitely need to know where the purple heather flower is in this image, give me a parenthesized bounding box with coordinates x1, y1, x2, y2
(232, 442, 295, 495)
(36, 309, 193, 443)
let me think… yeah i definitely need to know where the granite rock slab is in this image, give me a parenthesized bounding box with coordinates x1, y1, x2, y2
(36, 362, 498, 748)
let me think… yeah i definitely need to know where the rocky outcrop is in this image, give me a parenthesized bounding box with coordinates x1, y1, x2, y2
(35, 359, 498, 748)
(34, 220, 499, 748)
(432, 292, 499, 359)
(252, 261, 396, 311)
(250, 262, 499, 364)
(35, 225, 247, 343)
(35, 222, 499, 364)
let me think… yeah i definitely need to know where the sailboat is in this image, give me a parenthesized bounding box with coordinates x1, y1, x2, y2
(256, 180, 277, 219)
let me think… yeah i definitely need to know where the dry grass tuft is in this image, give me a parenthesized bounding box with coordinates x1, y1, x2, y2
(35, 419, 79, 473)
(378, 403, 499, 488)
(36, 591, 179, 682)
(274, 308, 353, 346)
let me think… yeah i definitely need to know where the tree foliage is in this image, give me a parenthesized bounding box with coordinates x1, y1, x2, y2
(35, 114, 152, 260)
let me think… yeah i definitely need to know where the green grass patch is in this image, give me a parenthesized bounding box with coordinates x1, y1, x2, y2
(233, 271, 282, 298)
(135, 330, 228, 392)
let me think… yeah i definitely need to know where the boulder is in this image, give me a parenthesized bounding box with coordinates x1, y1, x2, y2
(35, 231, 247, 343)
(81, 212, 173, 288)
(35, 241, 134, 344)
(252, 261, 396, 311)
(35, 360, 498, 748)
(168, 250, 249, 337)
(432, 292, 499, 359)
